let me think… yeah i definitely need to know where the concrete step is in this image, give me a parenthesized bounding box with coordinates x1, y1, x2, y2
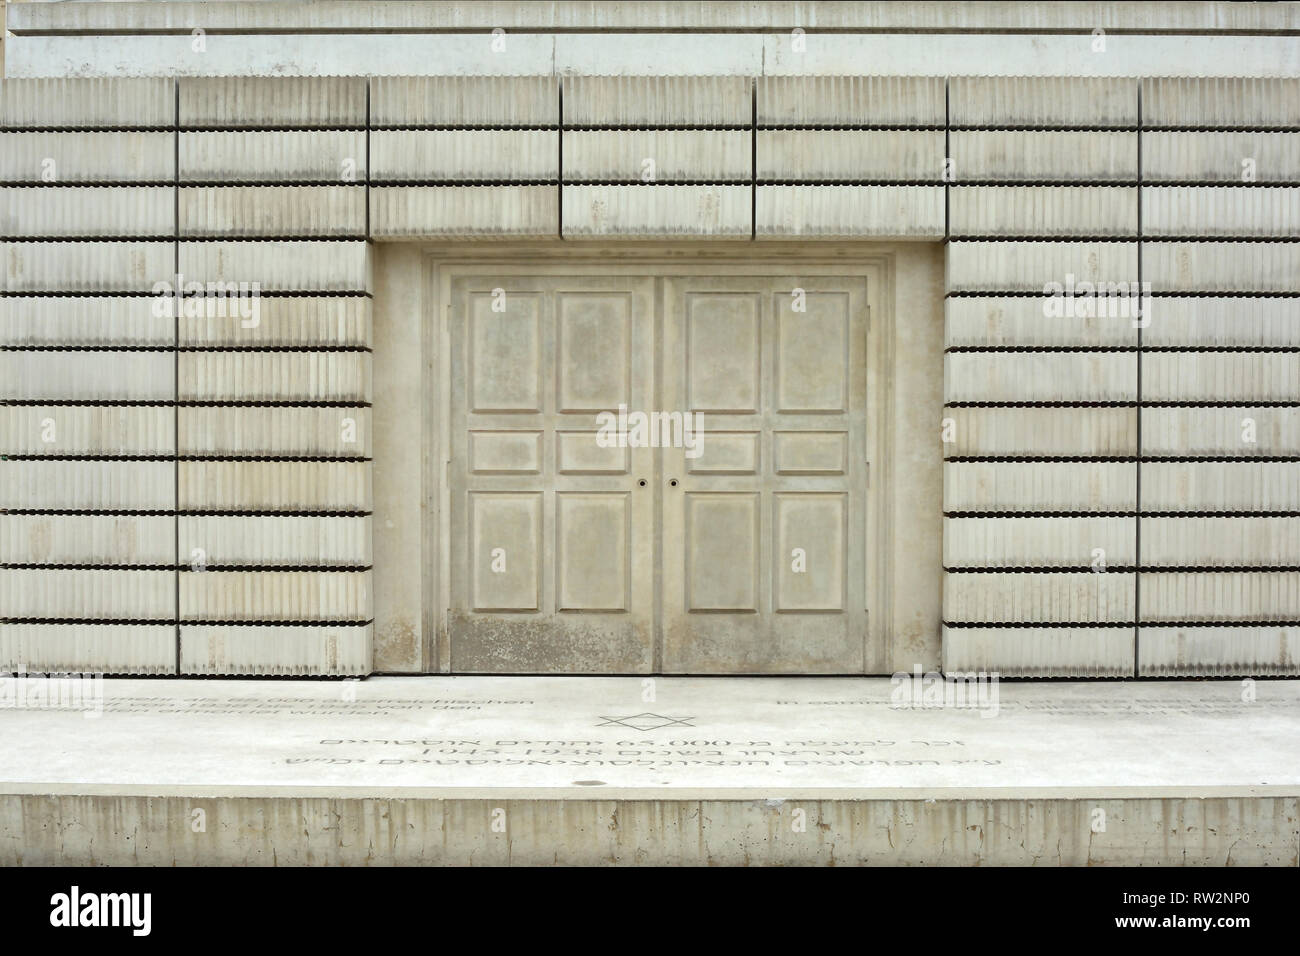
(1, 675, 1297, 865)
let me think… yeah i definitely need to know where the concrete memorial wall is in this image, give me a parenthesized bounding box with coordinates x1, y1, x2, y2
(1, 3, 1298, 680)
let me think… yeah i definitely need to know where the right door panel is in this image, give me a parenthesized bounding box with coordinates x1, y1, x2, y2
(661, 276, 870, 673)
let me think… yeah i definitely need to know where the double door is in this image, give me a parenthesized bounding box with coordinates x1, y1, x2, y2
(447, 270, 870, 673)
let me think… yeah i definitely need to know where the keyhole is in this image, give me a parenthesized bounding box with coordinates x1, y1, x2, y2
(638, 479, 647, 487)
(669, 479, 678, 487)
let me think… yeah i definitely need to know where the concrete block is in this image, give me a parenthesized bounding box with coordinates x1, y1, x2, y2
(950, 130, 1137, 181)
(1141, 461, 1300, 512)
(1142, 131, 1300, 183)
(178, 76, 366, 128)
(0, 78, 174, 128)
(370, 185, 558, 238)
(0, 351, 174, 401)
(563, 75, 749, 126)
(943, 571, 1134, 622)
(179, 570, 372, 621)
(177, 516, 371, 567)
(942, 406, 1137, 457)
(0, 515, 175, 565)
(943, 461, 1137, 512)
(1141, 77, 1300, 128)
(1143, 241, 1300, 292)
(562, 185, 750, 237)
(1137, 626, 1300, 676)
(0, 186, 173, 237)
(179, 130, 367, 182)
(756, 185, 944, 238)
(0, 405, 174, 456)
(0, 569, 174, 620)
(371, 130, 558, 181)
(1142, 296, 1300, 348)
(179, 623, 372, 676)
(1141, 572, 1300, 622)
(1140, 516, 1300, 566)
(1142, 352, 1300, 402)
(1143, 186, 1300, 238)
(178, 295, 371, 348)
(950, 76, 1138, 127)
(0, 132, 175, 183)
(178, 350, 371, 402)
(945, 241, 1138, 293)
(1, 460, 174, 511)
(178, 185, 366, 237)
(0, 624, 174, 675)
(178, 406, 370, 458)
(178, 461, 371, 512)
(942, 625, 1135, 677)
(943, 351, 1137, 402)
(943, 516, 1136, 567)
(0, 296, 173, 347)
(944, 295, 1135, 348)
(757, 75, 945, 126)
(563, 130, 747, 182)
(948, 186, 1137, 237)
(177, 240, 372, 292)
(1141, 406, 1300, 456)
(370, 76, 558, 127)
(757, 129, 944, 182)
(0, 241, 172, 292)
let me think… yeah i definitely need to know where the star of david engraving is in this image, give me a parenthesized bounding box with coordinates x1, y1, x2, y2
(596, 713, 696, 731)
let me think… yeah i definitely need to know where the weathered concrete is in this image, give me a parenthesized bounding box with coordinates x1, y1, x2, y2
(0, 676, 1296, 864)
(4, 794, 1295, 866)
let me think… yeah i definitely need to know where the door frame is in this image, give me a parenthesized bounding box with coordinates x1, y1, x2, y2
(422, 242, 898, 674)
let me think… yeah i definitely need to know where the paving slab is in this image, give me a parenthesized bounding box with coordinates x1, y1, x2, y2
(1, 676, 1296, 801)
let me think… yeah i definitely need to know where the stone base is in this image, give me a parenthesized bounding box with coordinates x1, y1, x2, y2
(1, 677, 1297, 865)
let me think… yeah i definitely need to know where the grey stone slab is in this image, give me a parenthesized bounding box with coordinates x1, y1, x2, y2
(177, 460, 371, 512)
(943, 516, 1137, 568)
(0, 131, 175, 183)
(177, 515, 372, 567)
(178, 406, 371, 457)
(179, 130, 366, 182)
(179, 624, 372, 676)
(0, 676, 1295, 800)
(0, 625, 175, 676)
(178, 76, 367, 128)
(1138, 628, 1300, 677)
(756, 185, 944, 238)
(943, 626, 1136, 677)
(179, 570, 372, 622)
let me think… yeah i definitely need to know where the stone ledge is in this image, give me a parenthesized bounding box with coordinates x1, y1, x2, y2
(1, 676, 1296, 801)
(4, 676, 1296, 864)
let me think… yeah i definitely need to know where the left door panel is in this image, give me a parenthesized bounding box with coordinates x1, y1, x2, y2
(448, 275, 656, 672)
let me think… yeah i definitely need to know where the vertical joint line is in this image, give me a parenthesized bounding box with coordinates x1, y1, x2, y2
(1134, 78, 1143, 676)
(173, 77, 181, 673)
(557, 77, 564, 240)
(750, 76, 757, 240)
(943, 77, 951, 242)
(364, 79, 371, 240)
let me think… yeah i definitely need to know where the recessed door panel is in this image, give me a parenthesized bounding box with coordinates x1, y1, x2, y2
(662, 276, 870, 673)
(449, 276, 654, 673)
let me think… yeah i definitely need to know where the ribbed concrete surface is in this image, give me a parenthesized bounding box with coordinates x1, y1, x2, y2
(0, 72, 1297, 680)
